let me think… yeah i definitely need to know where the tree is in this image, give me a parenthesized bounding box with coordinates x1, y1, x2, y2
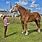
(26, 9, 31, 13)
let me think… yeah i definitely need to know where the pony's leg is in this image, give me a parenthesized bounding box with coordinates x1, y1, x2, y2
(24, 22, 28, 35)
(37, 21, 40, 33)
(35, 20, 40, 33)
(21, 21, 25, 34)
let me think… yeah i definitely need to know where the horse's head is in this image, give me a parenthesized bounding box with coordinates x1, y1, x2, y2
(11, 3, 20, 13)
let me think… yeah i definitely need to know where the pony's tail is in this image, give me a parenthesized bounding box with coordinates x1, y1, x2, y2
(37, 12, 41, 21)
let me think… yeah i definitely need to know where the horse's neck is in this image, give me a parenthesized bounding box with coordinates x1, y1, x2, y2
(18, 7, 30, 16)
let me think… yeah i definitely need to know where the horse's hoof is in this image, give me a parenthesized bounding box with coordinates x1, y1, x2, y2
(38, 29, 40, 33)
(25, 32, 28, 35)
(22, 32, 24, 34)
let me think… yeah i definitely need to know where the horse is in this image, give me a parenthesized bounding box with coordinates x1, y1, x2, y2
(11, 4, 41, 35)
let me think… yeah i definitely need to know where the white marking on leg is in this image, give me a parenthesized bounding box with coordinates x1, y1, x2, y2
(22, 32, 24, 34)
(25, 32, 28, 35)
(38, 29, 40, 33)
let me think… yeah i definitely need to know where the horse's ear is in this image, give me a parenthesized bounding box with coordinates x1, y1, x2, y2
(15, 3, 20, 7)
(16, 3, 18, 5)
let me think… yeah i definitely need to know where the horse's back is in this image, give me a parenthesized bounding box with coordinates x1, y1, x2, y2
(32, 12, 41, 20)
(28, 12, 41, 22)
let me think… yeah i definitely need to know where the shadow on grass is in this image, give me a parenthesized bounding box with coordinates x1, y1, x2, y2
(41, 29, 42, 32)
(28, 29, 42, 35)
(28, 29, 37, 35)
(5, 29, 42, 38)
(6, 32, 17, 38)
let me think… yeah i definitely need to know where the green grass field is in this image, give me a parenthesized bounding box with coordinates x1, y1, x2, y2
(0, 17, 42, 42)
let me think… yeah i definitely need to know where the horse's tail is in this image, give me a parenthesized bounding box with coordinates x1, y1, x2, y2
(36, 13, 41, 31)
(37, 13, 41, 25)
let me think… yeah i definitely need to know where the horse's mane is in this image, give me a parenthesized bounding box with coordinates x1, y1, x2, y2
(19, 5, 27, 11)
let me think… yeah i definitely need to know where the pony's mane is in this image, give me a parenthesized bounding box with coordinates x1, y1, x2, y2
(19, 5, 27, 11)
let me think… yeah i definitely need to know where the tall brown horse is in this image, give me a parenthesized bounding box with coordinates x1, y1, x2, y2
(11, 4, 41, 35)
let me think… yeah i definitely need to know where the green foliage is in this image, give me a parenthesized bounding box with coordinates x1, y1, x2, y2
(26, 9, 31, 13)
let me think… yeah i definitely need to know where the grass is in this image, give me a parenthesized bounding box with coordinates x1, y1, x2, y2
(0, 17, 42, 42)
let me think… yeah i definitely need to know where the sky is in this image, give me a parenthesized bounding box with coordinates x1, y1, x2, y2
(0, 0, 42, 14)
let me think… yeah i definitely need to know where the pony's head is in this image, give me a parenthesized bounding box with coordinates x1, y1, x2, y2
(11, 3, 20, 13)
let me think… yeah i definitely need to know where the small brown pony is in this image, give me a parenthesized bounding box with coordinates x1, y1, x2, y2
(11, 4, 41, 35)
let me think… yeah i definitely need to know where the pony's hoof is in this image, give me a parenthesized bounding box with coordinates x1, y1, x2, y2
(38, 29, 40, 33)
(22, 32, 24, 34)
(25, 32, 28, 35)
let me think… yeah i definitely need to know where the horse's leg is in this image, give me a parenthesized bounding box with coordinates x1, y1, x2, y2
(24, 22, 28, 35)
(35, 20, 40, 33)
(21, 21, 25, 34)
(37, 20, 40, 33)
